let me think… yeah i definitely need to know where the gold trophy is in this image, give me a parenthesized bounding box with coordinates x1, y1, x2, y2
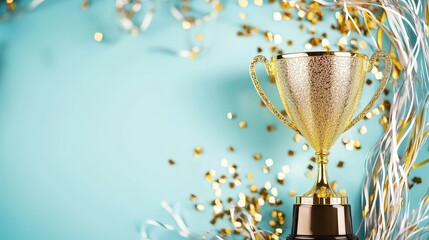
(249, 51, 392, 239)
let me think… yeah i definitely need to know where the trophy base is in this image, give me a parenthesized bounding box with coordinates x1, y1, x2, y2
(286, 235, 357, 240)
(287, 203, 358, 240)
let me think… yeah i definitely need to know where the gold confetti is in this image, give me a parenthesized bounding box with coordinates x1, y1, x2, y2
(331, 181, 337, 189)
(288, 150, 294, 156)
(190, 194, 197, 202)
(277, 172, 286, 184)
(372, 108, 380, 115)
(195, 204, 205, 211)
(267, 125, 275, 132)
(337, 161, 344, 167)
(238, 0, 248, 8)
(262, 166, 269, 173)
(339, 189, 347, 196)
(239, 12, 246, 20)
(282, 11, 292, 20)
(309, 37, 322, 46)
(365, 112, 373, 119)
(195, 33, 203, 41)
(249, 184, 258, 193)
(194, 146, 203, 155)
(293, 134, 302, 142)
(168, 159, 175, 165)
(306, 171, 314, 178)
(380, 114, 389, 125)
(302, 144, 309, 151)
(282, 165, 290, 173)
(226, 112, 235, 120)
(237, 192, 246, 207)
(213, 203, 223, 214)
(289, 190, 296, 197)
(354, 140, 361, 149)
(219, 175, 227, 183)
(339, 36, 348, 45)
(258, 197, 265, 206)
(322, 38, 330, 46)
(206, 170, 216, 181)
(221, 158, 228, 167)
(228, 164, 237, 174)
(412, 176, 422, 184)
(271, 187, 278, 196)
(264, 181, 272, 190)
(380, 89, 390, 96)
(234, 179, 242, 187)
(366, 79, 373, 85)
(247, 173, 254, 180)
(239, 121, 247, 128)
(273, 12, 282, 21)
(375, 71, 383, 80)
(268, 196, 276, 205)
(81, 0, 89, 9)
(254, 0, 263, 6)
(212, 181, 220, 190)
(182, 19, 192, 29)
(94, 32, 103, 42)
(287, 40, 293, 46)
(265, 158, 274, 167)
(345, 141, 354, 150)
(264, 31, 274, 42)
(253, 153, 261, 160)
(307, 164, 314, 170)
(360, 126, 367, 135)
(254, 213, 262, 222)
(228, 146, 234, 152)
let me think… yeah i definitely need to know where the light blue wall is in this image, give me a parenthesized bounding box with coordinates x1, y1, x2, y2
(0, 1, 426, 239)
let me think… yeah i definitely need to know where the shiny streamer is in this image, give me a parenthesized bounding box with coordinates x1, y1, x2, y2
(141, 201, 234, 239)
(169, 0, 220, 28)
(312, 0, 429, 239)
(141, 202, 283, 240)
(169, 0, 221, 59)
(116, 0, 156, 35)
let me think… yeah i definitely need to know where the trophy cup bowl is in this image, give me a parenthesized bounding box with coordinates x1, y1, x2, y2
(249, 51, 392, 239)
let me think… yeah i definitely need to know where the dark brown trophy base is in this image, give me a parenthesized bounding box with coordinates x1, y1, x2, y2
(287, 204, 358, 240)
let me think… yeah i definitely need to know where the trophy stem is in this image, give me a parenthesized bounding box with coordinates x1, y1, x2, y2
(302, 152, 339, 201)
(316, 152, 332, 195)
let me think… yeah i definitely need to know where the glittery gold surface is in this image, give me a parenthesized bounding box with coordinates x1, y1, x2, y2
(272, 53, 370, 152)
(250, 51, 392, 204)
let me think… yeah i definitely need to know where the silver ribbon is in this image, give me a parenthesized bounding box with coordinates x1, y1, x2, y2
(116, 0, 156, 35)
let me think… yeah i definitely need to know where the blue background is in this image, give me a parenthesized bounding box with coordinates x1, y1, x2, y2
(0, 1, 427, 239)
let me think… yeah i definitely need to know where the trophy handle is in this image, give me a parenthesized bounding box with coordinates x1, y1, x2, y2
(250, 55, 299, 133)
(344, 50, 392, 132)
